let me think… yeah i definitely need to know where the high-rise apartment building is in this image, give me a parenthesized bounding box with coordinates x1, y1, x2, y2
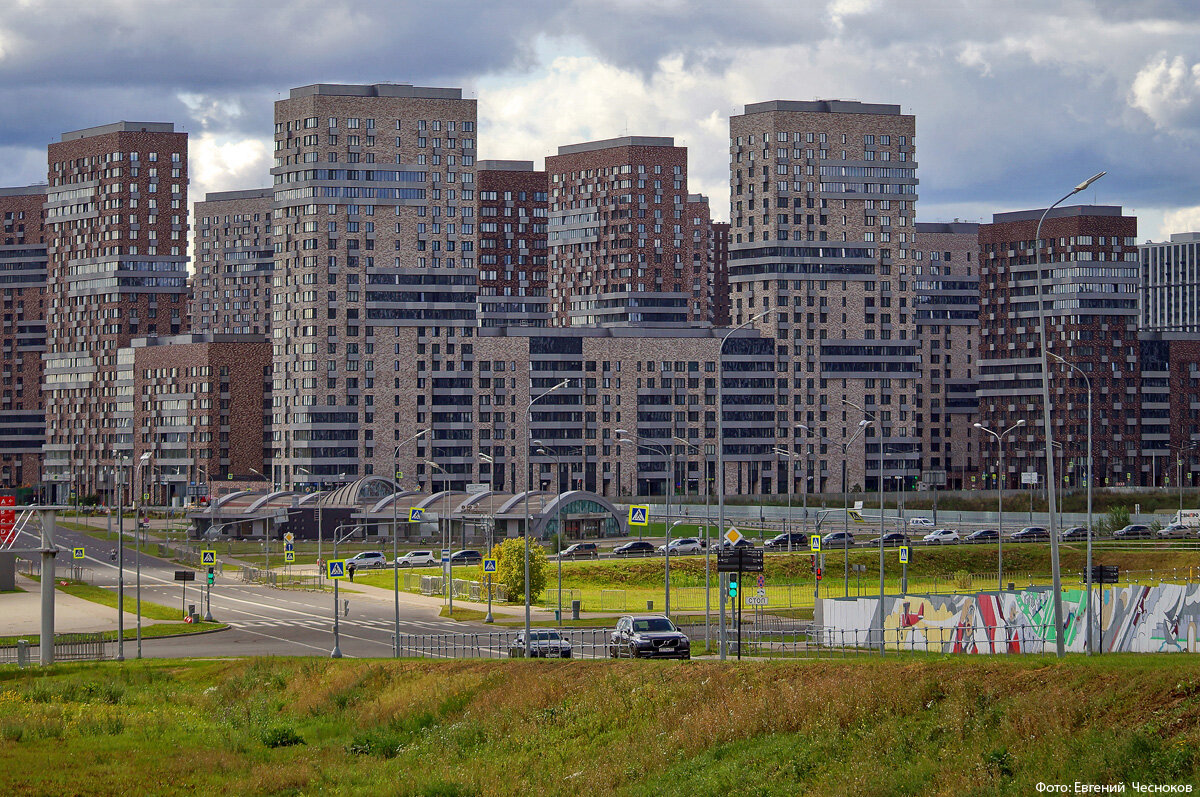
(0, 185, 48, 494)
(42, 122, 189, 501)
(475, 161, 549, 327)
(728, 100, 920, 492)
(711, 221, 731, 327)
(977, 205, 1142, 487)
(686, 194, 716, 323)
(546, 136, 707, 326)
(270, 83, 478, 491)
(190, 188, 273, 335)
(911, 221, 980, 489)
(1140, 232, 1200, 333)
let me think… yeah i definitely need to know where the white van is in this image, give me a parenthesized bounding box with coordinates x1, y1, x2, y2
(396, 550, 438, 567)
(908, 517, 934, 527)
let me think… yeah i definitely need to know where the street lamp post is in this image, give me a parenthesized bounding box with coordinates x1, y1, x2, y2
(479, 452, 497, 624)
(675, 435, 712, 649)
(615, 429, 671, 542)
(425, 459, 452, 617)
(800, 420, 871, 598)
(717, 309, 774, 660)
(535, 444, 570, 622)
(114, 454, 127, 662)
(523, 379, 570, 657)
(773, 447, 796, 553)
(975, 420, 1026, 592)
(135, 452, 151, 658)
(841, 398, 887, 652)
(1048, 350, 1097, 652)
(1033, 170, 1106, 658)
(1167, 442, 1197, 519)
(392, 429, 429, 655)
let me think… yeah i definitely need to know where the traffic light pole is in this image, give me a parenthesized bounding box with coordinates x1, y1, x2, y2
(736, 558, 743, 661)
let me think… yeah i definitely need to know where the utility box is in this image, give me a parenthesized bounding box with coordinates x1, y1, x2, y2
(0, 552, 14, 591)
(571, 599, 581, 621)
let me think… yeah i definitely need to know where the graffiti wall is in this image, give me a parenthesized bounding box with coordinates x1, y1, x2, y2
(820, 584, 1200, 653)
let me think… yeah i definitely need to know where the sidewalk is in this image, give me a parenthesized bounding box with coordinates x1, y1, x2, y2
(0, 575, 147, 636)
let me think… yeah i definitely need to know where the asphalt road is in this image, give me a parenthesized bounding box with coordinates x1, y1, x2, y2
(14, 521, 490, 659)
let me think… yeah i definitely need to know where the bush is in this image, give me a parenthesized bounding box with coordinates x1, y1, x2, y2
(260, 725, 304, 748)
(488, 537, 547, 603)
(1099, 505, 1131, 535)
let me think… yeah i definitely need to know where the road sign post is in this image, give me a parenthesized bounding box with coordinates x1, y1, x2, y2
(628, 505, 649, 541)
(899, 545, 910, 594)
(174, 570, 196, 617)
(483, 557, 498, 623)
(72, 547, 84, 560)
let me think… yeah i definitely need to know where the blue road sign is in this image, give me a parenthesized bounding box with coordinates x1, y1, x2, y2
(441, 548, 451, 563)
(285, 542, 294, 552)
(327, 559, 346, 579)
(628, 505, 649, 525)
(409, 507, 424, 522)
(483, 558, 497, 573)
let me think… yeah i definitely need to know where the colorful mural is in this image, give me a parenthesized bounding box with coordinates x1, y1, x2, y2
(819, 584, 1200, 653)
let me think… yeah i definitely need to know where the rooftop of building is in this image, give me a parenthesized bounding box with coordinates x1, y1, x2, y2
(60, 121, 176, 142)
(288, 83, 463, 100)
(1140, 232, 1200, 246)
(990, 205, 1126, 225)
(203, 188, 273, 203)
(741, 100, 902, 116)
(477, 160, 538, 172)
(0, 184, 47, 197)
(555, 136, 676, 156)
(915, 221, 981, 234)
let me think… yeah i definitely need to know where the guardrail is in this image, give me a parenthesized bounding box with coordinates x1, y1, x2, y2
(0, 632, 108, 666)
(394, 628, 615, 659)
(15, 558, 94, 584)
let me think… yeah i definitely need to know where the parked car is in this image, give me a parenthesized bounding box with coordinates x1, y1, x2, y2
(395, 550, 438, 567)
(964, 528, 999, 542)
(764, 532, 810, 550)
(658, 538, 703, 555)
(449, 549, 483, 565)
(1011, 526, 1050, 542)
(560, 542, 600, 560)
(509, 630, 573, 659)
(345, 551, 388, 570)
(613, 540, 656, 557)
(1156, 523, 1191, 539)
(921, 528, 960, 544)
(1059, 526, 1090, 541)
(821, 530, 855, 547)
(908, 517, 935, 527)
(866, 531, 910, 547)
(721, 537, 755, 550)
(1113, 524, 1154, 540)
(608, 615, 690, 660)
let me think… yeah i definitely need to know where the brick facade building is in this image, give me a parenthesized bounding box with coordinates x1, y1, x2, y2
(42, 122, 189, 503)
(189, 188, 273, 335)
(475, 161, 549, 327)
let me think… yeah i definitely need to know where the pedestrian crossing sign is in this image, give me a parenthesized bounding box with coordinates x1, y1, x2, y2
(628, 505, 649, 526)
(809, 534, 821, 552)
(72, 547, 84, 559)
(201, 550, 216, 565)
(284, 551, 295, 563)
(483, 558, 497, 573)
(899, 546, 910, 564)
(409, 508, 424, 522)
(327, 559, 346, 579)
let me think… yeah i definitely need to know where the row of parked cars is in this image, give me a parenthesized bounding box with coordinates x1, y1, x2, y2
(343, 549, 486, 570)
(508, 615, 691, 660)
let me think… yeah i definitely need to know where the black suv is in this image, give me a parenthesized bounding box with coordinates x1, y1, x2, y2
(613, 540, 656, 557)
(1113, 524, 1153, 540)
(560, 542, 600, 560)
(609, 615, 690, 660)
(449, 549, 483, 565)
(763, 532, 809, 550)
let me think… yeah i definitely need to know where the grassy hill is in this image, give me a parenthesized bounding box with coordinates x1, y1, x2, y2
(1, 656, 1197, 795)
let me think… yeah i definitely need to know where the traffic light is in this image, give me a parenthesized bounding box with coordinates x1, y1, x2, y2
(810, 555, 817, 572)
(815, 567, 823, 581)
(207, 567, 215, 585)
(728, 576, 739, 599)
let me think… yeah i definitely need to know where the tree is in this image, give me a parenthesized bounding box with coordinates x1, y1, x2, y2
(485, 537, 547, 603)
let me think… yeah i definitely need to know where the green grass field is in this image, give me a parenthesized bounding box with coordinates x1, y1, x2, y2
(0, 656, 1197, 795)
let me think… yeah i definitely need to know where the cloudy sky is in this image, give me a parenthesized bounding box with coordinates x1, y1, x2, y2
(1, 0, 1199, 237)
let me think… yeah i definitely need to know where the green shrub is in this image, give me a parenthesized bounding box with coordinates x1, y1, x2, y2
(260, 725, 304, 748)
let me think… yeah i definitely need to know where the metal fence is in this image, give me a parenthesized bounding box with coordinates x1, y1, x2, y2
(0, 633, 108, 667)
(415, 574, 508, 603)
(239, 565, 323, 590)
(393, 628, 615, 659)
(16, 558, 94, 584)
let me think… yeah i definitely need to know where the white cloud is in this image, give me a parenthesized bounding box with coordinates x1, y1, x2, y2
(1129, 54, 1200, 130)
(188, 133, 271, 199)
(1159, 205, 1200, 238)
